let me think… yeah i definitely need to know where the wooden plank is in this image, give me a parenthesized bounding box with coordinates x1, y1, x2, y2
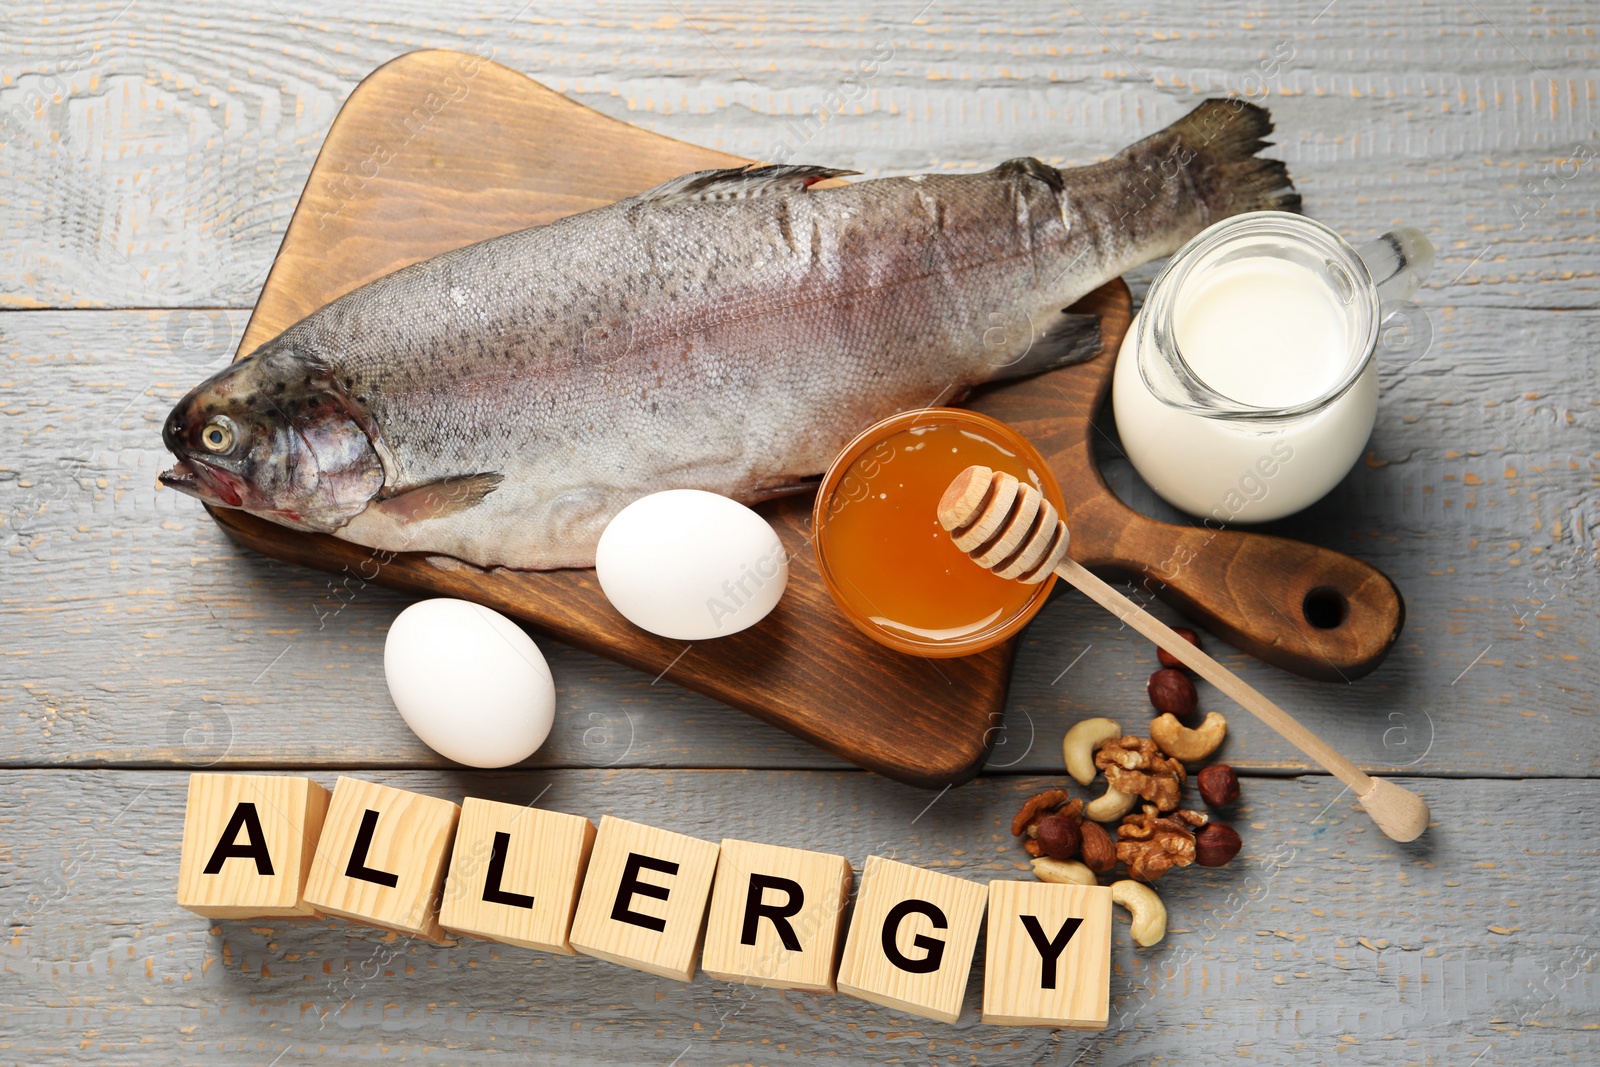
(0, 769, 1593, 1063)
(1, 1, 1595, 311)
(5, 302, 1594, 777)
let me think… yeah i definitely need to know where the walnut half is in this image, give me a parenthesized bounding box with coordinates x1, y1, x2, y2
(1094, 736, 1186, 813)
(1116, 804, 1208, 881)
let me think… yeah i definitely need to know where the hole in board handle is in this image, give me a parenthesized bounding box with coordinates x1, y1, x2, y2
(1301, 586, 1349, 630)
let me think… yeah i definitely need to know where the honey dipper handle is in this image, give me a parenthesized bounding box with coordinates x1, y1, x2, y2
(1053, 556, 1431, 842)
(1085, 514, 1405, 681)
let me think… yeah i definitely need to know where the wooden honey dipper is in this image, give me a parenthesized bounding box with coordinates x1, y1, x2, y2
(939, 465, 1431, 842)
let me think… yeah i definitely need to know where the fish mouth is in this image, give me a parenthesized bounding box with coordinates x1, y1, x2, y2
(158, 459, 243, 507)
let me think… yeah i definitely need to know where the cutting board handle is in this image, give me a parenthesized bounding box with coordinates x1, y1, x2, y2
(1086, 501, 1404, 681)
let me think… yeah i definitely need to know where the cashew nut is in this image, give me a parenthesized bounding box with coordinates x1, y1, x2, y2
(1030, 857, 1097, 886)
(1111, 879, 1167, 947)
(1062, 717, 1122, 785)
(1084, 786, 1137, 823)
(1149, 711, 1228, 763)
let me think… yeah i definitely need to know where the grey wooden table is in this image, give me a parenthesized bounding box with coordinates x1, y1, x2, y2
(2, 2, 1596, 1064)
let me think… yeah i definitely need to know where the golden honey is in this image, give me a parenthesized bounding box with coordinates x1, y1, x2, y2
(814, 410, 1063, 657)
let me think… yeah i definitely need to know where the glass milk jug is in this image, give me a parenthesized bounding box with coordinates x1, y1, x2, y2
(1111, 211, 1433, 523)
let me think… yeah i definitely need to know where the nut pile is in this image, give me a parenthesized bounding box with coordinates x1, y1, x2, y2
(1012, 628, 1244, 948)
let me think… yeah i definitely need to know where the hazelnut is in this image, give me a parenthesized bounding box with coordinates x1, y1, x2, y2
(1194, 822, 1242, 867)
(1035, 813, 1082, 861)
(1011, 788, 1072, 837)
(1078, 819, 1117, 873)
(1198, 764, 1241, 808)
(1157, 627, 1202, 670)
(1147, 668, 1197, 717)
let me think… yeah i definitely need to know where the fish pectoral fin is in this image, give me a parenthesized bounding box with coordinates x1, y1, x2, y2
(370, 472, 504, 523)
(986, 310, 1103, 382)
(635, 164, 859, 205)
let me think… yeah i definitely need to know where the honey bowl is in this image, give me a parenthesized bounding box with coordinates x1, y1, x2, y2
(812, 408, 1065, 658)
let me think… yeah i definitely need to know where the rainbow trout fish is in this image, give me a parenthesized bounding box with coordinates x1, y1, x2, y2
(161, 99, 1297, 569)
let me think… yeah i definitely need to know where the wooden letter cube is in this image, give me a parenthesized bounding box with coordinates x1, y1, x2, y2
(981, 880, 1112, 1029)
(438, 796, 597, 954)
(568, 816, 720, 981)
(836, 855, 987, 1024)
(700, 838, 852, 992)
(303, 777, 460, 942)
(177, 773, 331, 919)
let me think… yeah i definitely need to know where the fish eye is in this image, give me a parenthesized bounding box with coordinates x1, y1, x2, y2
(200, 416, 236, 454)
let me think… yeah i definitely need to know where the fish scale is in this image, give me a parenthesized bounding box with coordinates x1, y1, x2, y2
(161, 98, 1298, 570)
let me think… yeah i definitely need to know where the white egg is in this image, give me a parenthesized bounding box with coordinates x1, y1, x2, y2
(596, 490, 789, 640)
(383, 598, 555, 768)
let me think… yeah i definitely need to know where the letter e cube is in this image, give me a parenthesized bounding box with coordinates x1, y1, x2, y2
(568, 816, 719, 981)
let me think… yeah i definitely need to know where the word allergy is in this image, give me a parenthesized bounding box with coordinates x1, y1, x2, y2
(176, 773, 1114, 1028)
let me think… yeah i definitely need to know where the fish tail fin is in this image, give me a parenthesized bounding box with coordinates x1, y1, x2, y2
(1126, 99, 1299, 225)
(1140, 98, 1301, 218)
(1094, 99, 1300, 267)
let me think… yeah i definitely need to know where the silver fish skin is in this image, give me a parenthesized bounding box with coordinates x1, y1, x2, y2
(160, 99, 1297, 569)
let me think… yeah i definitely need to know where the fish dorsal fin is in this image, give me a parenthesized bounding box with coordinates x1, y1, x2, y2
(633, 164, 859, 205)
(991, 156, 1065, 192)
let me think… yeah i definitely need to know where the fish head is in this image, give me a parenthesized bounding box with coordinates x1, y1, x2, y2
(160, 345, 385, 532)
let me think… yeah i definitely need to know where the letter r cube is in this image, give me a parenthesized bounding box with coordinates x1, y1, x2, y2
(700, 838, 853, 992)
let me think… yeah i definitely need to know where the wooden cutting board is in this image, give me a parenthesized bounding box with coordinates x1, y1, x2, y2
(208, 50, 1403, 788)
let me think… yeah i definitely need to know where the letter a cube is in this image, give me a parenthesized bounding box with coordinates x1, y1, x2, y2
(836, 855, 987, 1024)
(177, 773, 331, 918)
(981, 880, 1112, 1028)
(568, 816, 720, 981)
(438, 796, 597, 954)
(303, 777, 460, 942)
(700, 838, 853, 992)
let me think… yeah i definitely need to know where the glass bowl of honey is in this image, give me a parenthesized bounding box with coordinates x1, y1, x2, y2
(812, 408, 1065, 658)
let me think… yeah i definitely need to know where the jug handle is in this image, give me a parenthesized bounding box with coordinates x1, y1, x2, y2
(1356, 227, 1435, 316)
